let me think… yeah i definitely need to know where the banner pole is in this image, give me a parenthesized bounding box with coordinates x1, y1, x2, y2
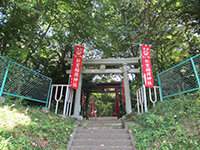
(140, 44, 147, 113)
(68, 46, 76, 86)
(64, 46, 76, 115)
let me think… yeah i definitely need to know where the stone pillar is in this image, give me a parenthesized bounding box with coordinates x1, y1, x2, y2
(123, 64, 132, 114)
(71, 73, 83, 120)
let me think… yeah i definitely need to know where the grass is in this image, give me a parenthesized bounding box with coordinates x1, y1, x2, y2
(129, 92, 200, 150)
(1, 92, 199, 150)
(0, 97, 76, 150)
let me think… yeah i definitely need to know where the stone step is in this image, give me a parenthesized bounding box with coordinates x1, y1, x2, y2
(89, 117, 118, 121)
(87, 124, 122, 129)
(76, 129, 128, 134)
(68, 118, 136, 150)
(86, 121, 123, 129)
(87, 121, 122, 124)
(86, 126, 122, 129)
(87, 120, 122, 123)
(70, 146, 134, 150)
(71, 139, 132, 147)
(74, 133, 130, 140)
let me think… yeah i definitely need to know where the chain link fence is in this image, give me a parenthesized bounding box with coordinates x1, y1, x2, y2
(158, 54, 200, 99)
(0, 56, 52, 106)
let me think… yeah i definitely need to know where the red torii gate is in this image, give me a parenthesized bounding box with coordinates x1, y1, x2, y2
(89, 82, 122, 118)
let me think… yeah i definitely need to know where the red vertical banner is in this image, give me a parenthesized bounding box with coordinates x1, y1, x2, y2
(141, 45, 154, 88)
(70, 45, 84, 89)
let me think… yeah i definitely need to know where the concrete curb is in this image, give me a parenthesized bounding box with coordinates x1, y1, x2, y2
(41, 107, 50, 113)
(0, 97, 5, 103)
(128, 129, 137, 150)
(67, 128, 77, 150)
(67, 119, 89, 149)
(124, 122, 137, 150)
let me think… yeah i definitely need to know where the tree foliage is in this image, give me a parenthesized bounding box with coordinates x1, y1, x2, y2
(1, 0, 200, 114)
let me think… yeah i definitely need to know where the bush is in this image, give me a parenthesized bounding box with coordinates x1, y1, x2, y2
(129, 92, 200, 150)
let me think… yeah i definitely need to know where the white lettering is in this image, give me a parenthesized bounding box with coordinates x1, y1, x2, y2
(76, 63, 80, 68)
(75, 68, 80, 72)
(73, 78, 79, 82)
(145, 64, 150, 68)
(74, 72, 79, 77)
(146, 68, 151, 72)
(76, 59, 81, 63)
(73, 83, 77, 87)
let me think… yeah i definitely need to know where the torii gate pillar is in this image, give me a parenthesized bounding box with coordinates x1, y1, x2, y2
(71, 72, 83, 120)
(123, 63, 132, 114)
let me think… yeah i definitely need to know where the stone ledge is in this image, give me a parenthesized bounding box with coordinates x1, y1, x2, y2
(0, 97, 5, 103)
(41, 107, 50, 113)
(124, 122, 138, 129)
(71, 115, 83, 120)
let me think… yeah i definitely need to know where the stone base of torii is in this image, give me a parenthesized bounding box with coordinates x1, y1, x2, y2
(66, 57, 140, 120)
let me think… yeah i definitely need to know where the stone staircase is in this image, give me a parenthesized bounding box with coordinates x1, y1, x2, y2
(68, 117, 136, 150)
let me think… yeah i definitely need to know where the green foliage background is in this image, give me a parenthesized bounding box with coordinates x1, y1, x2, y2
(1, 0, 200, 116)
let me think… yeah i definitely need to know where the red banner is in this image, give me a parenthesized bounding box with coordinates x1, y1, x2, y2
(70, 45, 84, 89)
(141, 45, 154, 88)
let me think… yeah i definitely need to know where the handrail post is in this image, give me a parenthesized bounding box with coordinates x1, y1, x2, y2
(143, 85, 147, 112)
(157, 73, 163, 102)
(190, 58, 200, 88)
(46, 79, 52, 107)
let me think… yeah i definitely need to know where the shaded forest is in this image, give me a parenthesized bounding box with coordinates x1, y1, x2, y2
(1, 0, 199, 78)
(1, 0, 200, 113)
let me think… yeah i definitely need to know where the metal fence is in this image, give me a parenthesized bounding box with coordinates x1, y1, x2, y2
(48, 84, 74, 116)
(157, 54, 200, 99)
(136, 85, 162, 113)
(0, 56, 52, 106)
